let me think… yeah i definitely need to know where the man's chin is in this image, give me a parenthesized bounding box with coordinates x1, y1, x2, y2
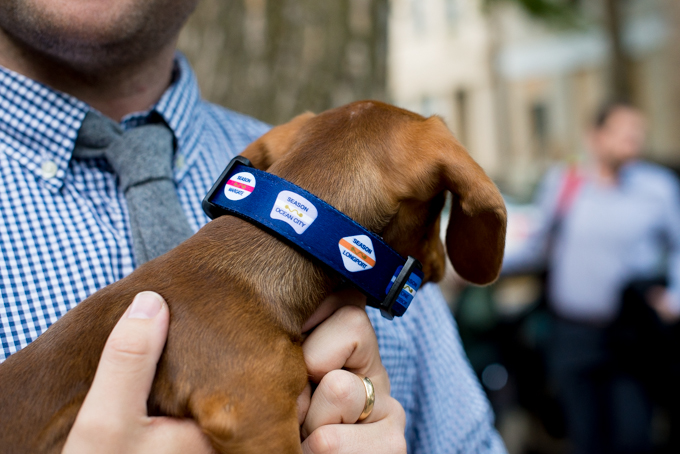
(0, 0, 193, 71)
(608, 156, 637, 173)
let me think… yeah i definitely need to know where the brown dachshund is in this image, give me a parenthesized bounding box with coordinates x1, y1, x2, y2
(0, 101, 506, 453)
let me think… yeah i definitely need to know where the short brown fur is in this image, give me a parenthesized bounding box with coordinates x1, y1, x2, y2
(0, 101, 506, 453)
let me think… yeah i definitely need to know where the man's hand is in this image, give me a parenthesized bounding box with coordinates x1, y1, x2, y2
(297, 290, 407, 454)
(647, 286, 680, 324)
(63, 292, 214, 454)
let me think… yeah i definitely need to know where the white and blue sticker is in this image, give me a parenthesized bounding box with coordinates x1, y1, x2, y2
(270, 190, 318, 234)
(225, 172, 256, 201)
(338, 235, 376, 272)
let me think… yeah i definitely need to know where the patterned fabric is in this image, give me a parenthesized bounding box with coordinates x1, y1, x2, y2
(73, 112, 194, 264)
(0, 54, 506, 453)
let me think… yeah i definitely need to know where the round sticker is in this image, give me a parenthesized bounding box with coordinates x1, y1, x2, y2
(224, 172, 256, 201)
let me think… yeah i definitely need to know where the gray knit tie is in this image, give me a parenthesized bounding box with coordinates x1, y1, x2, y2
(73, 111, 193, 265)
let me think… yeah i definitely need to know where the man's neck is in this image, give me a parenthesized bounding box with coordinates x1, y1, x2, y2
(595, 158, 630, 186)
(0, 28, 176, 122)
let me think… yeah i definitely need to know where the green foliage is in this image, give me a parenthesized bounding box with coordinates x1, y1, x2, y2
(484, 0, 581, 28)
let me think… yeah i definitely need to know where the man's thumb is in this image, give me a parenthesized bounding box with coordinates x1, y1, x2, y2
(80, 291, 170, 421)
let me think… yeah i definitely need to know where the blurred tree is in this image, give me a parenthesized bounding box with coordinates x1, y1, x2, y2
(178, 0, 388, 125)
(665, 0, 680, 136)
(485, 0, 631, 100)
(601, 0, 629, 100)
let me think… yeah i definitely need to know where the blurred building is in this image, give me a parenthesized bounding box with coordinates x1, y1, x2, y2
(388, 0, 680, 196)
(389, 0, 500, 176)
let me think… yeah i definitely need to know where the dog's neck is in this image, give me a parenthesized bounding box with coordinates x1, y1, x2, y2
(197, 216, 337, 335)
(195, 157, 395, 335)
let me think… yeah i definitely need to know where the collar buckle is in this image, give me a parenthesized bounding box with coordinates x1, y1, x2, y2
(376, 257, 423, 319)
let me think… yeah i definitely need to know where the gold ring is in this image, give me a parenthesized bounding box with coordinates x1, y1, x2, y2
(358, 376, 375, 421)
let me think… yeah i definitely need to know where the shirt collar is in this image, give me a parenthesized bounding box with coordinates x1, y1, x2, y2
(0, 52, 201, 192)
(0, 64, 89, 192)
(136, 53, 201, 160)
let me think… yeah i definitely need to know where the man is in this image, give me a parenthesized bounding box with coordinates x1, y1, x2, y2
(503, 102, 680, 453)
(0, 1, 505, 452)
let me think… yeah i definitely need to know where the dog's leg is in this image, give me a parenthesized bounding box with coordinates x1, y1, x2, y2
(35, 393, 88, 454)
(148, 309, 309, 454)
(194, 393, 303, 454)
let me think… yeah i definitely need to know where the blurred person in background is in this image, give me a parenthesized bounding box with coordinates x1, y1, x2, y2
(502, 101, 680, 454)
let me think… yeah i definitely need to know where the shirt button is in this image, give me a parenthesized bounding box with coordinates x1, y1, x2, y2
(41, 160, 58, 179)
(175, 154, 185, 170)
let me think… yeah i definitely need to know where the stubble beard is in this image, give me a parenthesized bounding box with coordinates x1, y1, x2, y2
(0, 0, 195, 76)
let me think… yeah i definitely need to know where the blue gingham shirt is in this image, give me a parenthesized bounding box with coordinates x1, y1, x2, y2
(0, 55, 505, 453)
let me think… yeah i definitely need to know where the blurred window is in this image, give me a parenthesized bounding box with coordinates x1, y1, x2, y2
(411, 0, 426, 35)
(455, 89, 469, 146)
(421, 95, 434, 116)
(445, 0, 459, 30)
(531, 102, 549, 156)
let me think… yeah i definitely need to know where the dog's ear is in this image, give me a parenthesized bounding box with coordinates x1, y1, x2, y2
(428, 117, 507, 285)
(240, 112, 316, 170)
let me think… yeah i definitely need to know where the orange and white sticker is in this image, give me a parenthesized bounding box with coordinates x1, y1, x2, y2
(225, 172, 256, 201)
(338, 235, 376, 272)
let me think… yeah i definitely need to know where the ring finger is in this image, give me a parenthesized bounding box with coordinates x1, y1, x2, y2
(301, 369, 389, 438)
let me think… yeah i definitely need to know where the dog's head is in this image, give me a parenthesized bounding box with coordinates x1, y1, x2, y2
(241, 100, 506, 285)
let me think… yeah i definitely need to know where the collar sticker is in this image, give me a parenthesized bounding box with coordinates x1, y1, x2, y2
(225, 171, 256, 201)
(270, 190, 318, 234)
(339, 235, 376, 272)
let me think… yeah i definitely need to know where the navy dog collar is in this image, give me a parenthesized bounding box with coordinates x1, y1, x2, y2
(202, 156, 424, 319)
